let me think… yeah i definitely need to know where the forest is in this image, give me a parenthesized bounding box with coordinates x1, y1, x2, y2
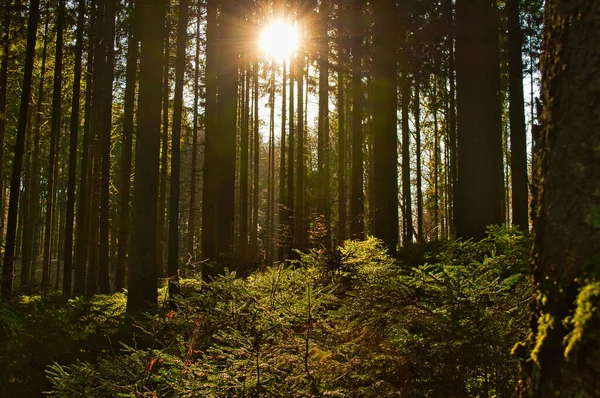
(0, 0, 598, 396)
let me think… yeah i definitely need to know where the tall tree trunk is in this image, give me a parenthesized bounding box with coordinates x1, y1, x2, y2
(202, 0, 218, 264)
(507, 0, 528, 231)
(98, 0, 116, 294)
(157, 0, 170, 278)
(1, 0, 40, 299)
(22, 10, 49, 290)
(277, 60, 286, 260)
(372, 0, 398, 253)
(168, 0, 187, 299)
(399, 5, 413, 245)
(350, 0, 364, 240)
(286, 56, 294, 253)
(216, 0, 238, 261)
(250, 58, 259, 257)
(63, 0, 85, 298)
(414, 70, 423, 243)
(336, 3, 346, 245)
(188, 5, 199, 261)
(318, 3, 330, 249)
(295, 33, 307, 250)
(127, 0, 166, 315)
(0, 0, 12, 253)
(267, 66, 275, 263)
(41, 0, 65, 295)
(517, 1, 600, 394)
(116, 0, 138, 292)
(455, 0, 504, 240)
(240, 66, 250, 263)
(74, 0, 97, 296)
(445, 0, 457, 236)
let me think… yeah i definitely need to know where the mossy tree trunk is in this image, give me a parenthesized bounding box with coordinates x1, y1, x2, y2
(516, 1, 600, 395)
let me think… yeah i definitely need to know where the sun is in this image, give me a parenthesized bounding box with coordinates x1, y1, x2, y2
(258, 20, 298, 62)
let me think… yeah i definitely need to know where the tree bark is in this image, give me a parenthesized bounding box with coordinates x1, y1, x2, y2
(507, 0, 528, 231)
(350, 0, 364, 240)
(1, 0, 40, 299)
(455, 0, 504, 240)
(517, 0, 600, 395)
(63, 0, 85, 298)
(372, 0, 398, 253)
(168, 0, 188, 299)
(127, 0, 166, 314)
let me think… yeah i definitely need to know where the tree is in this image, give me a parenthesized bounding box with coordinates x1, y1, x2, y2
(516, 1, 600, 395)
(116, 0, 138, 292)
(1, 0, 40, 300)
(317, 2, 330, 249)
(63, 0, 86, 298)
(216, 0, 238, 259)
(350, 0, 364, 240)
(168, 0, 188, 298)
(372, 0, 398, 253)
(127, 0, 166, 314)
(507, 0, 528, 231)
(454, 0, 504, 240)
(201, 0, 218, 264)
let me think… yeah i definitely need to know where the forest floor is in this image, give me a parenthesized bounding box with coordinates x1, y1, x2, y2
(1, 227, 531, 397)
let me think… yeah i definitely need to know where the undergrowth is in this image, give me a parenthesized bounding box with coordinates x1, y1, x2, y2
(1, 227, 531, 397)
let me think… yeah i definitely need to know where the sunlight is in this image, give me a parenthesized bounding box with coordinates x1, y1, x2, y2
(258, 20, 298, 62)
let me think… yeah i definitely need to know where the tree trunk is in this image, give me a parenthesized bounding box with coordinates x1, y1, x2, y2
(400, 9, 412, 245)
(188, 5, 199, 262)
(455, 0, 504, 240)
(350, 0, 364, 240)
(1, 0, 40, 299)
(63, 0, 85, 298)
(40, 0, 65, 295)
(507, 0, 528, 231)
(216, 0, 238, 260)
(116, 0, 138, 292)
(157, 0, 170, 278)
(295, 33, 307, 250)
(517, 1, 600, 395)
(372, 0, 398, 253)
(0, 0, 12, 254)
(127, 0, 166, 314)
(202, 0, 218, 264)
(22, 10, 49, 291)
(74, 0, 98, 296)
(277, 60, 286, 260)
(318, 3, 330, 250)
(336, 3, 347, 245)
(168, 0, 188, 299)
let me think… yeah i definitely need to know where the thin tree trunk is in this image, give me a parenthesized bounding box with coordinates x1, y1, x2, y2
(74, 0, 97, 296)
(350, 0, 364, 240)
(318, 3, 330, 250)
(277, 60, 286, 260)
(116, 0, 138, 292)
(168, 0, 188, 299)
(240, 66, 250, 263)
(507, 0, 528, 231)
(414, 70, 423, 243)
(0, 0, 12, 252)
(22, 10, 49, 290)
(63, 0, 85, 298)
(98, 0, 116, 294)
(336, 4, 346, 245)
(201, 0, 218, 264)
(295, 34, 307, 250)
(157, 0, 170, 278)
(286, 56, 294, 253)
(41, 0, 65, 295)
(1, 0, 40, 299)
(188, 4, 199, 261)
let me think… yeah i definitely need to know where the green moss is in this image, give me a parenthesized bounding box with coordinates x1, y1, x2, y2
(532, 313, 555, 366)
(584, 206, 600, 229)
(564, 281, 600, 361)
